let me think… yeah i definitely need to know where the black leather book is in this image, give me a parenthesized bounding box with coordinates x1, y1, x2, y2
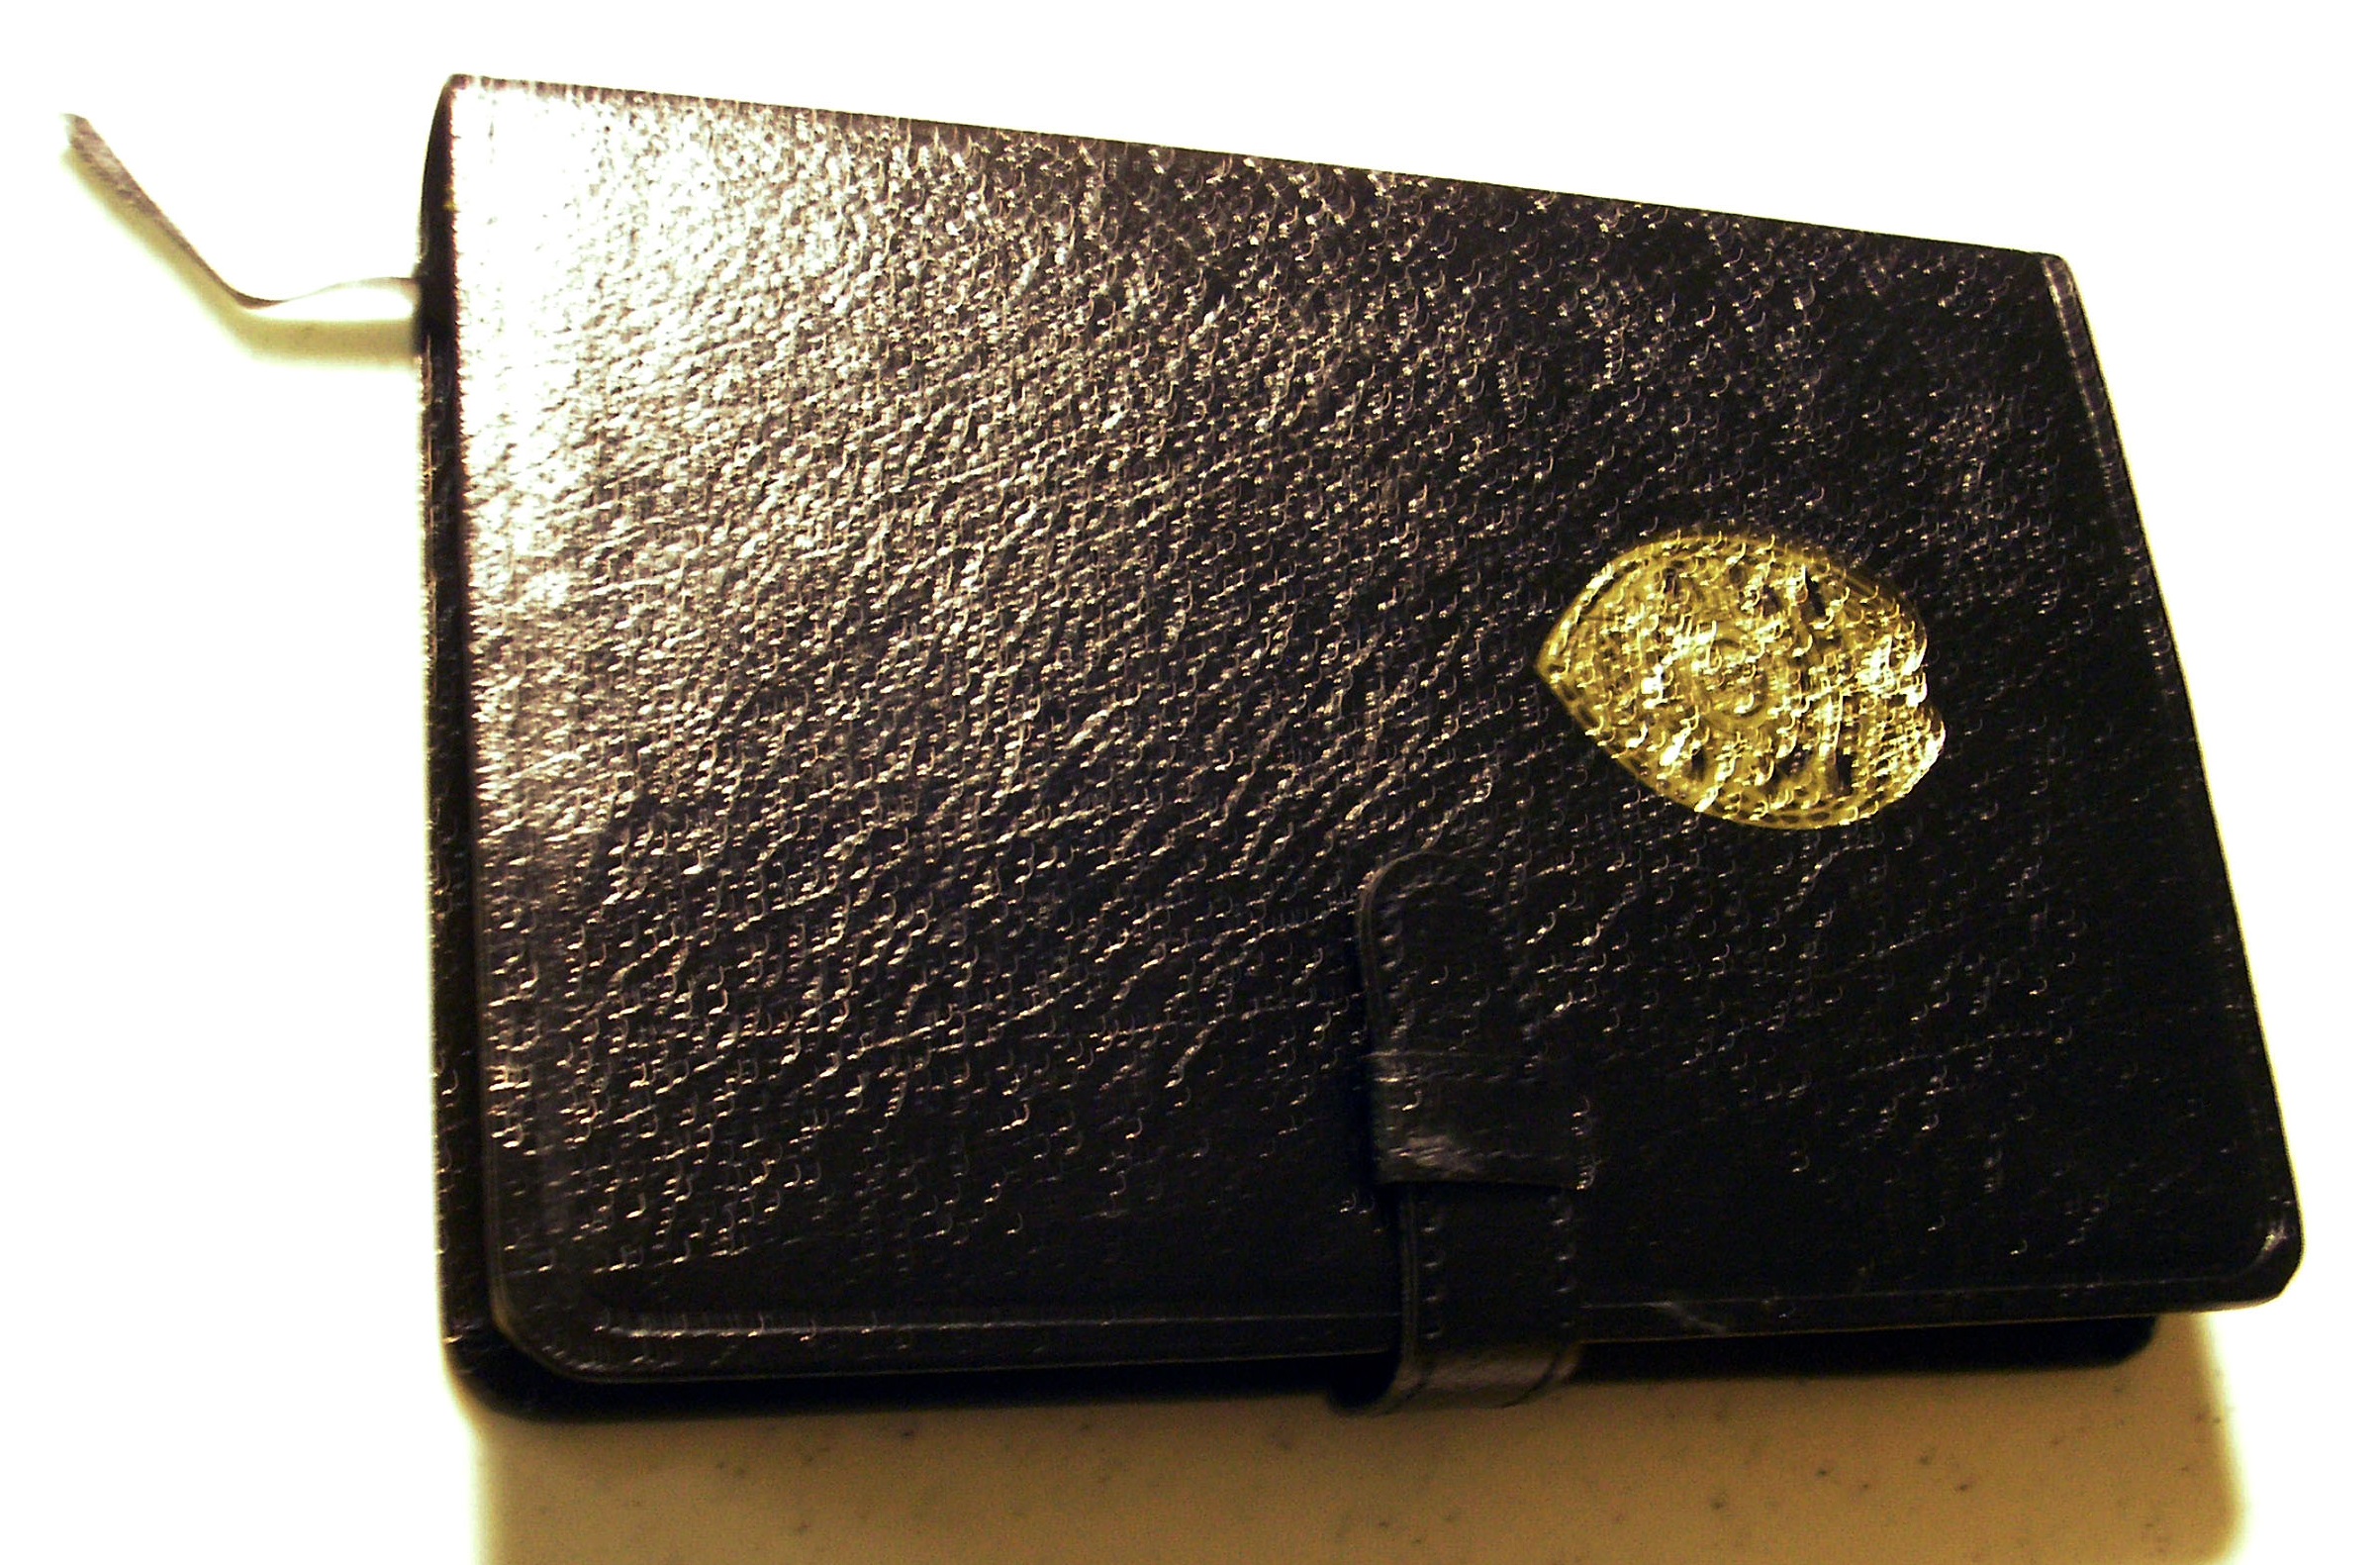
(420, 76, 2298, 1410)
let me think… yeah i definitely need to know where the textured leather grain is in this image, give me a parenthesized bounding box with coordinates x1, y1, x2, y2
(422, 77, 2297, 1394)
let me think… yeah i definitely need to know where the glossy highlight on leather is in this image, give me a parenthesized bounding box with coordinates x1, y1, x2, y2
(1537, 533, 1945, 829)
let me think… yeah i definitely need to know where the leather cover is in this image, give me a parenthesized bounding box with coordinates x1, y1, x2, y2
(420, 76, 2298, 1403)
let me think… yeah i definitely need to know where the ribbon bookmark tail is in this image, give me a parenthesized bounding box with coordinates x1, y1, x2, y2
(66, 114, 420, 321)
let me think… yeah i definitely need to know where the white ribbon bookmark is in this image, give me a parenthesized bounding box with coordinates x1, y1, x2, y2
(66, 115, 421, 321)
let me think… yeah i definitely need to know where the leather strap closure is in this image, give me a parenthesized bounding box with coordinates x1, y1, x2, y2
(1355, 852, 1586, 1411)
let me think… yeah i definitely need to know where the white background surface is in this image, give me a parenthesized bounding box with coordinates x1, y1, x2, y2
(3, 4, 2372, 1560)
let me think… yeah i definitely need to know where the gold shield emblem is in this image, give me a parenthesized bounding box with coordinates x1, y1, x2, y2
(1536, 534, 1944, 829)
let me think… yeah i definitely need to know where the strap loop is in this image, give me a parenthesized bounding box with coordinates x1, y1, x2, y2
(1354, 852, 1588, 1410)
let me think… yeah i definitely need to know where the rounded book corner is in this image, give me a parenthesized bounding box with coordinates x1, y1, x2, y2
(481, 1268, 650, 1391)
(2216, 1207, 2303, 1307)
(440, 1320, 594, 1420)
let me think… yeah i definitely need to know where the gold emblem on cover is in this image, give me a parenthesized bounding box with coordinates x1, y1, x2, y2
(1536, 533, 1944, 830)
